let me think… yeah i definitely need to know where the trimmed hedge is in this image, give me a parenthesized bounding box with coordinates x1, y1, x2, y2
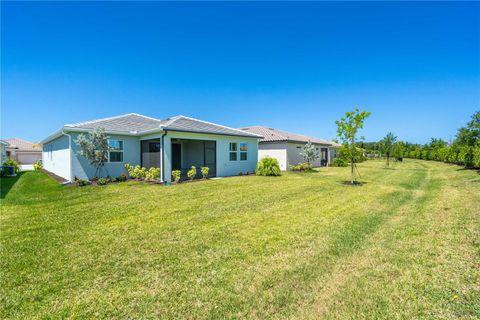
(403, 146, 480, 169)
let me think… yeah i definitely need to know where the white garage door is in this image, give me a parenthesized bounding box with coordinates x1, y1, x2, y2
(17, 153, 42, 164)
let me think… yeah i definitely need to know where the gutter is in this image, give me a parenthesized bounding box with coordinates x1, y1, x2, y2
(61, 130, 73, 182)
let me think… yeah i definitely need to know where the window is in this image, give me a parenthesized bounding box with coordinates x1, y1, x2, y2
(108, 139, 124, 162)
(239, 143, 248, 161)
(229, 142, 237, 161)
(149, 142, 160, 152)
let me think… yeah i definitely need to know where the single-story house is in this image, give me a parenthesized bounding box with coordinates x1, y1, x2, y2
(0, 140, 10, 164)
(40, 113, 263, 183)
(4, 138, 42, 164)
(239, 126, 341, 170)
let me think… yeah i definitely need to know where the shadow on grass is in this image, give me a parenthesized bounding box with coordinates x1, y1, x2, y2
(291, 170, 320, 174)
(455, 167, 480, 173)
(339, 180, 368, 186)
(0, 172, 23, 199)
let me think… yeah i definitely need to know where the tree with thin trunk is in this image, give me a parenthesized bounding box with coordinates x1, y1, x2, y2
(335, 108, 371, 184)
(379, 132, 397, 167)
(300, 142, 320, 167)
(75, 127, 110, 177)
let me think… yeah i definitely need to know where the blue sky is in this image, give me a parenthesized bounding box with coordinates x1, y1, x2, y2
(2, 2, 479, 144)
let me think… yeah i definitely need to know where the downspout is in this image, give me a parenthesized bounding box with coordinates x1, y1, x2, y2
(161, 130, 167, 183)
(61, 130, 73, 182)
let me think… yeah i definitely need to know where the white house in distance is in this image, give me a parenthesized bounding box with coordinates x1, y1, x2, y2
(4, 138, 42, 164)
(40, 113, 263, 183)
(240, 126, 340, 170)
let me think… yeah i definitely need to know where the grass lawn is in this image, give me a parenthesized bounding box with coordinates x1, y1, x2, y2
(1, 160, 479, 319)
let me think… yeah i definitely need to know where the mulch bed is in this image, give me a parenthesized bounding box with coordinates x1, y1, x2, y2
(42, 169, 68, 184)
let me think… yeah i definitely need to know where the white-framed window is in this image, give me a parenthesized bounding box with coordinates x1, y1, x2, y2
(239, 143, 248, 161)
(229, 142, 237, 161)
(108, 139, 124, 162)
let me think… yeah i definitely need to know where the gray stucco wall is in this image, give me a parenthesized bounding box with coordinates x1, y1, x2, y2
(42, 135, 71, 181)
(162, 131, 259, 182)
(70, 132, 141, 180)
(42, 130, 258, 182)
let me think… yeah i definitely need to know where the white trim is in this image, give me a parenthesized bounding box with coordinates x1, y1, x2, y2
(229, 142, 238, 161)
(41, 127, 146, 144)
(239, 142, 248, 161)
(107, 139, 124, 163)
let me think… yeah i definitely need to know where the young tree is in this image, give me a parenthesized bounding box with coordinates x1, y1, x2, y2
(335, 108, 371, 184)
(455, 111, 480, 147)
(75, 127, 110, 177)
(300, 142, 320, 167)
(379, 132, 397, 167)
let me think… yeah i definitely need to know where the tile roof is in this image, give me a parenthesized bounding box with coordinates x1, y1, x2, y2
(64, 113, 262, 138)
(162, 115, 262, 138)
(240, 126, 338, 146)
(65, 113, 164, 133)
(4, 138, 41, 151)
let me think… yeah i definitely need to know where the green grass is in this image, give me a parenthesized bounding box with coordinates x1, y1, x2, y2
(1, 160, 479, 319)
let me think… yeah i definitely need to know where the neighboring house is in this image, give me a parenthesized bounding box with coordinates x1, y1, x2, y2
(40, 113, 263, 183)
(4, 138, 42, 164)
(240, 126, 340, 170)
(0, 140, 10, 164)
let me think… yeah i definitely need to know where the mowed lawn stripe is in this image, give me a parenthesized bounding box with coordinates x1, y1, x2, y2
(0, 160, 478, 319)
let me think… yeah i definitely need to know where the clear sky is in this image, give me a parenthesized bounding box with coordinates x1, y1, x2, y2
(2, 1, 479, 144)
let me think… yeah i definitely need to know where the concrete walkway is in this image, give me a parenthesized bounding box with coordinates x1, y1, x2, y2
(20, 164, 34, 171)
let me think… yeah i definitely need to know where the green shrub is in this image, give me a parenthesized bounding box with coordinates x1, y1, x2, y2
(290, 163, 312, 171)
(187, 166, 197, 181)
(3, 159, 20, 172)
(458, 146, 475, 168)
(0, 167, 9, 177)
(255, 157, 281, 176)
(201, 166, 209, 179)
(73, 176, 91, 187)
(331, 157, 348, 167)
(172, 170, 181, 183)
(145, 167, 160, 181)
(97, 177, 108, 186)
(33, 160, 43, 171)
(473, 148, 480, 168)
(117, 174, 127, 182)
(124, 163, 146, 179)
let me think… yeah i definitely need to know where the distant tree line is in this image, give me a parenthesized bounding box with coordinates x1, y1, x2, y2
(357, 111, 480, 169)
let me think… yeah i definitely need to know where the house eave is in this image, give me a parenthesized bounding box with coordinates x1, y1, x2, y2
(259, 139, 333, 146)
(161, 128, 263, 139)
(41, 126, 262, 145)
(41, 127, 161, 144)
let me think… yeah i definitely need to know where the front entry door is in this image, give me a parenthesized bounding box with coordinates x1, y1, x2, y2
(321, 148, 328, 166)
(172, 143, 182, 170)
(203, 141, 216, 177)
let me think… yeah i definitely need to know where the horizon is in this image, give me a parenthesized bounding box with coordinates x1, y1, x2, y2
(2, 2, 479, 144)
